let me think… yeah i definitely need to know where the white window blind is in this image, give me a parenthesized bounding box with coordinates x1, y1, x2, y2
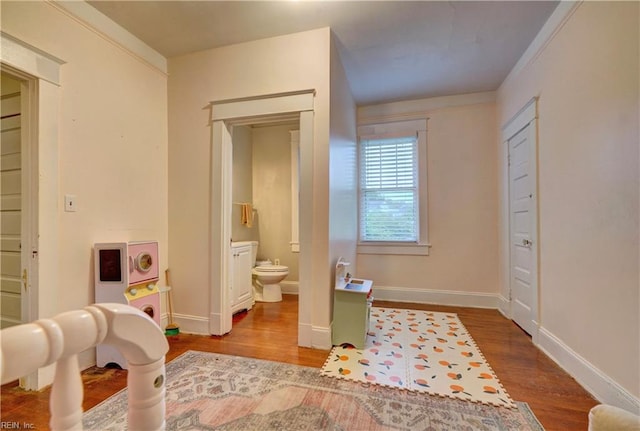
(359, 135, 418, 242)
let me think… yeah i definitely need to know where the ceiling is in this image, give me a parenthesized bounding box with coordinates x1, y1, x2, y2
(85, 1, 558, 106)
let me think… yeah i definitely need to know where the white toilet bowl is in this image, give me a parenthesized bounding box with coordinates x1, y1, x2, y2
(252, 264, 288, 302)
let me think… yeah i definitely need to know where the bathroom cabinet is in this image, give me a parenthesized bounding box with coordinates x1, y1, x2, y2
(230, 242, 254, 314)
(331, 278, 373, 349)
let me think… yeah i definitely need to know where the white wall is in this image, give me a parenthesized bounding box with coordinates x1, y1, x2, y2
(357, 96, 499, 307)
(168, 28, 332, 333)
(2, 1, 169, 375)
(497, 2, 639, 409)
(329, 33, 358, 303)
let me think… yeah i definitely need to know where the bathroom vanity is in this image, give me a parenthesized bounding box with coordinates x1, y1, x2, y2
(230, 242, 254, 314)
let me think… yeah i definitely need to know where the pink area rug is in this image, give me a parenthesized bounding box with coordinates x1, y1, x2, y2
(322, 307, 516, 408)
(83, 350, 544, 430)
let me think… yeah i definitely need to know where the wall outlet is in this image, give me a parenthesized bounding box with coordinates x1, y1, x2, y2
(64, 194, 77, 212)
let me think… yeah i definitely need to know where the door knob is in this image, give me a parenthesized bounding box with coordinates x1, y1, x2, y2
(522, 239, 532, 247)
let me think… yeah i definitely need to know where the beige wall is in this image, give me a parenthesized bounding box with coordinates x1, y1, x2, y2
(168, 28, 332, 327)
(252, 124, 299, 281)
(356, 100, 499, 300)
(497, 2, 639, 402)
(1, 0, 169, 371)
(329, 33, 358, 296)
(1, 1, 169, 315)
(231, 125, 256, 243)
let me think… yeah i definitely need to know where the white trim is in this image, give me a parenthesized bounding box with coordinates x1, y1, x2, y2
(210, 90, 315, 122)
(501, 2, 581, 90)
(502, 96, 538, 137)
(290, 130, 300, 253)
(50, 1, 167, 74)
(356, 119, 429, 254)
(372, 285, 499, 309)
(167, 313, 211, 335)
(1, 38, 61, 391)
(280, 280, 299, 295)
(537, 327, 640, 414)
(357, 243, 431, 256)
(358, 91, 496, 125)
(499, 127, 511, 321)
(311, 325, 332, 350)
(299, 322, 312, 347)
(0, 32, 65, 85)
(297, 110, 314, 348)
(209, 92, 316, 350)
(209, 120, 233, 336)
(497, 294, 511, 319)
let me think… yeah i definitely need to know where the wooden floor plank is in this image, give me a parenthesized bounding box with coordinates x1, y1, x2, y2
(0, 295, 597, 430)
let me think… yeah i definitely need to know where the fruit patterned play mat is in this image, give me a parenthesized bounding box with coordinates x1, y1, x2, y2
(321, 307, 516, 409)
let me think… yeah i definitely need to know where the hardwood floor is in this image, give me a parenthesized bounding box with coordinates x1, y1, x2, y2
(1, 295, 597, 430)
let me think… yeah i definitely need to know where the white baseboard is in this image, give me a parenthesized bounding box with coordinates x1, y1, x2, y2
(537, 326, 640, 414)
(298, 322, 312, 347)
(172, 309, 328, 350)
(281, 280, 299, 295)
(371, 285, 499, 309)
(311, 325, 332, 350)
(497, 294, 511, 318)
(170, 312, 210, 335)
(297, 322, 331, 349)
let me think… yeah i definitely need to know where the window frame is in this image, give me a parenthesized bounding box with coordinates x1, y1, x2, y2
(357, 119, 430, 256)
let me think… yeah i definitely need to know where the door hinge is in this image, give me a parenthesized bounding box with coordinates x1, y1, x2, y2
(22, 269, 28, 291)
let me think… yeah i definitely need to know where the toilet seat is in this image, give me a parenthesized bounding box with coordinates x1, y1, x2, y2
(254, 265, 288, 273)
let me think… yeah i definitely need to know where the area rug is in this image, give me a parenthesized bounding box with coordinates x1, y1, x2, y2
(322, 307, 516, 409)
(83, 350, 544, 430)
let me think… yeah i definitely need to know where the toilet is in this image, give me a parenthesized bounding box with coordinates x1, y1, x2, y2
(250, 243, 288, 302)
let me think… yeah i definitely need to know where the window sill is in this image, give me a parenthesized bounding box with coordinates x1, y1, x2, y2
(357, 243, 431, 256)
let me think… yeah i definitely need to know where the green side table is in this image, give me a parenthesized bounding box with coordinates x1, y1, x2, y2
(331, 278, 373, 349)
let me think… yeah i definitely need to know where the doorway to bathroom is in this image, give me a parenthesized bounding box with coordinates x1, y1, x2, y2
(231, 122, 300, 297)
(209, 90, 316, 348)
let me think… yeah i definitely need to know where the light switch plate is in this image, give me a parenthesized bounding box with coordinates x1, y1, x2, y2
(64, 194, 77, 212)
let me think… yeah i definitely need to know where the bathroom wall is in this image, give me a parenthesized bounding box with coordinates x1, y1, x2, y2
(252, 124, 299, 282)
(231, 126, 257, 243)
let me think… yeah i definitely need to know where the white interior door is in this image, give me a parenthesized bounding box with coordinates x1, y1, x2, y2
(508, 113, 538, 336)
(1, 75, 23, 328)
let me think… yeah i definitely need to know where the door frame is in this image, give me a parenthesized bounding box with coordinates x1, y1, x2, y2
(1, 69, 38, 329)
(502, 97, 540, 342)
(1, 33, 63, 390)
(208, 90, 316, 346)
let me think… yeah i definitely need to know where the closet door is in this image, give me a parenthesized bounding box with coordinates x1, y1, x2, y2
(1, 82, 22, 328)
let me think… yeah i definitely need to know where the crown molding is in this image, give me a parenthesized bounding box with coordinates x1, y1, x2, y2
(500, 1, 582, 90)
(50, 1, 167, 75)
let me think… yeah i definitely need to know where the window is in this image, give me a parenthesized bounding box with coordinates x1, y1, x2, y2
(357, 119, 429, 255)
(360, 135, 418, 241)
